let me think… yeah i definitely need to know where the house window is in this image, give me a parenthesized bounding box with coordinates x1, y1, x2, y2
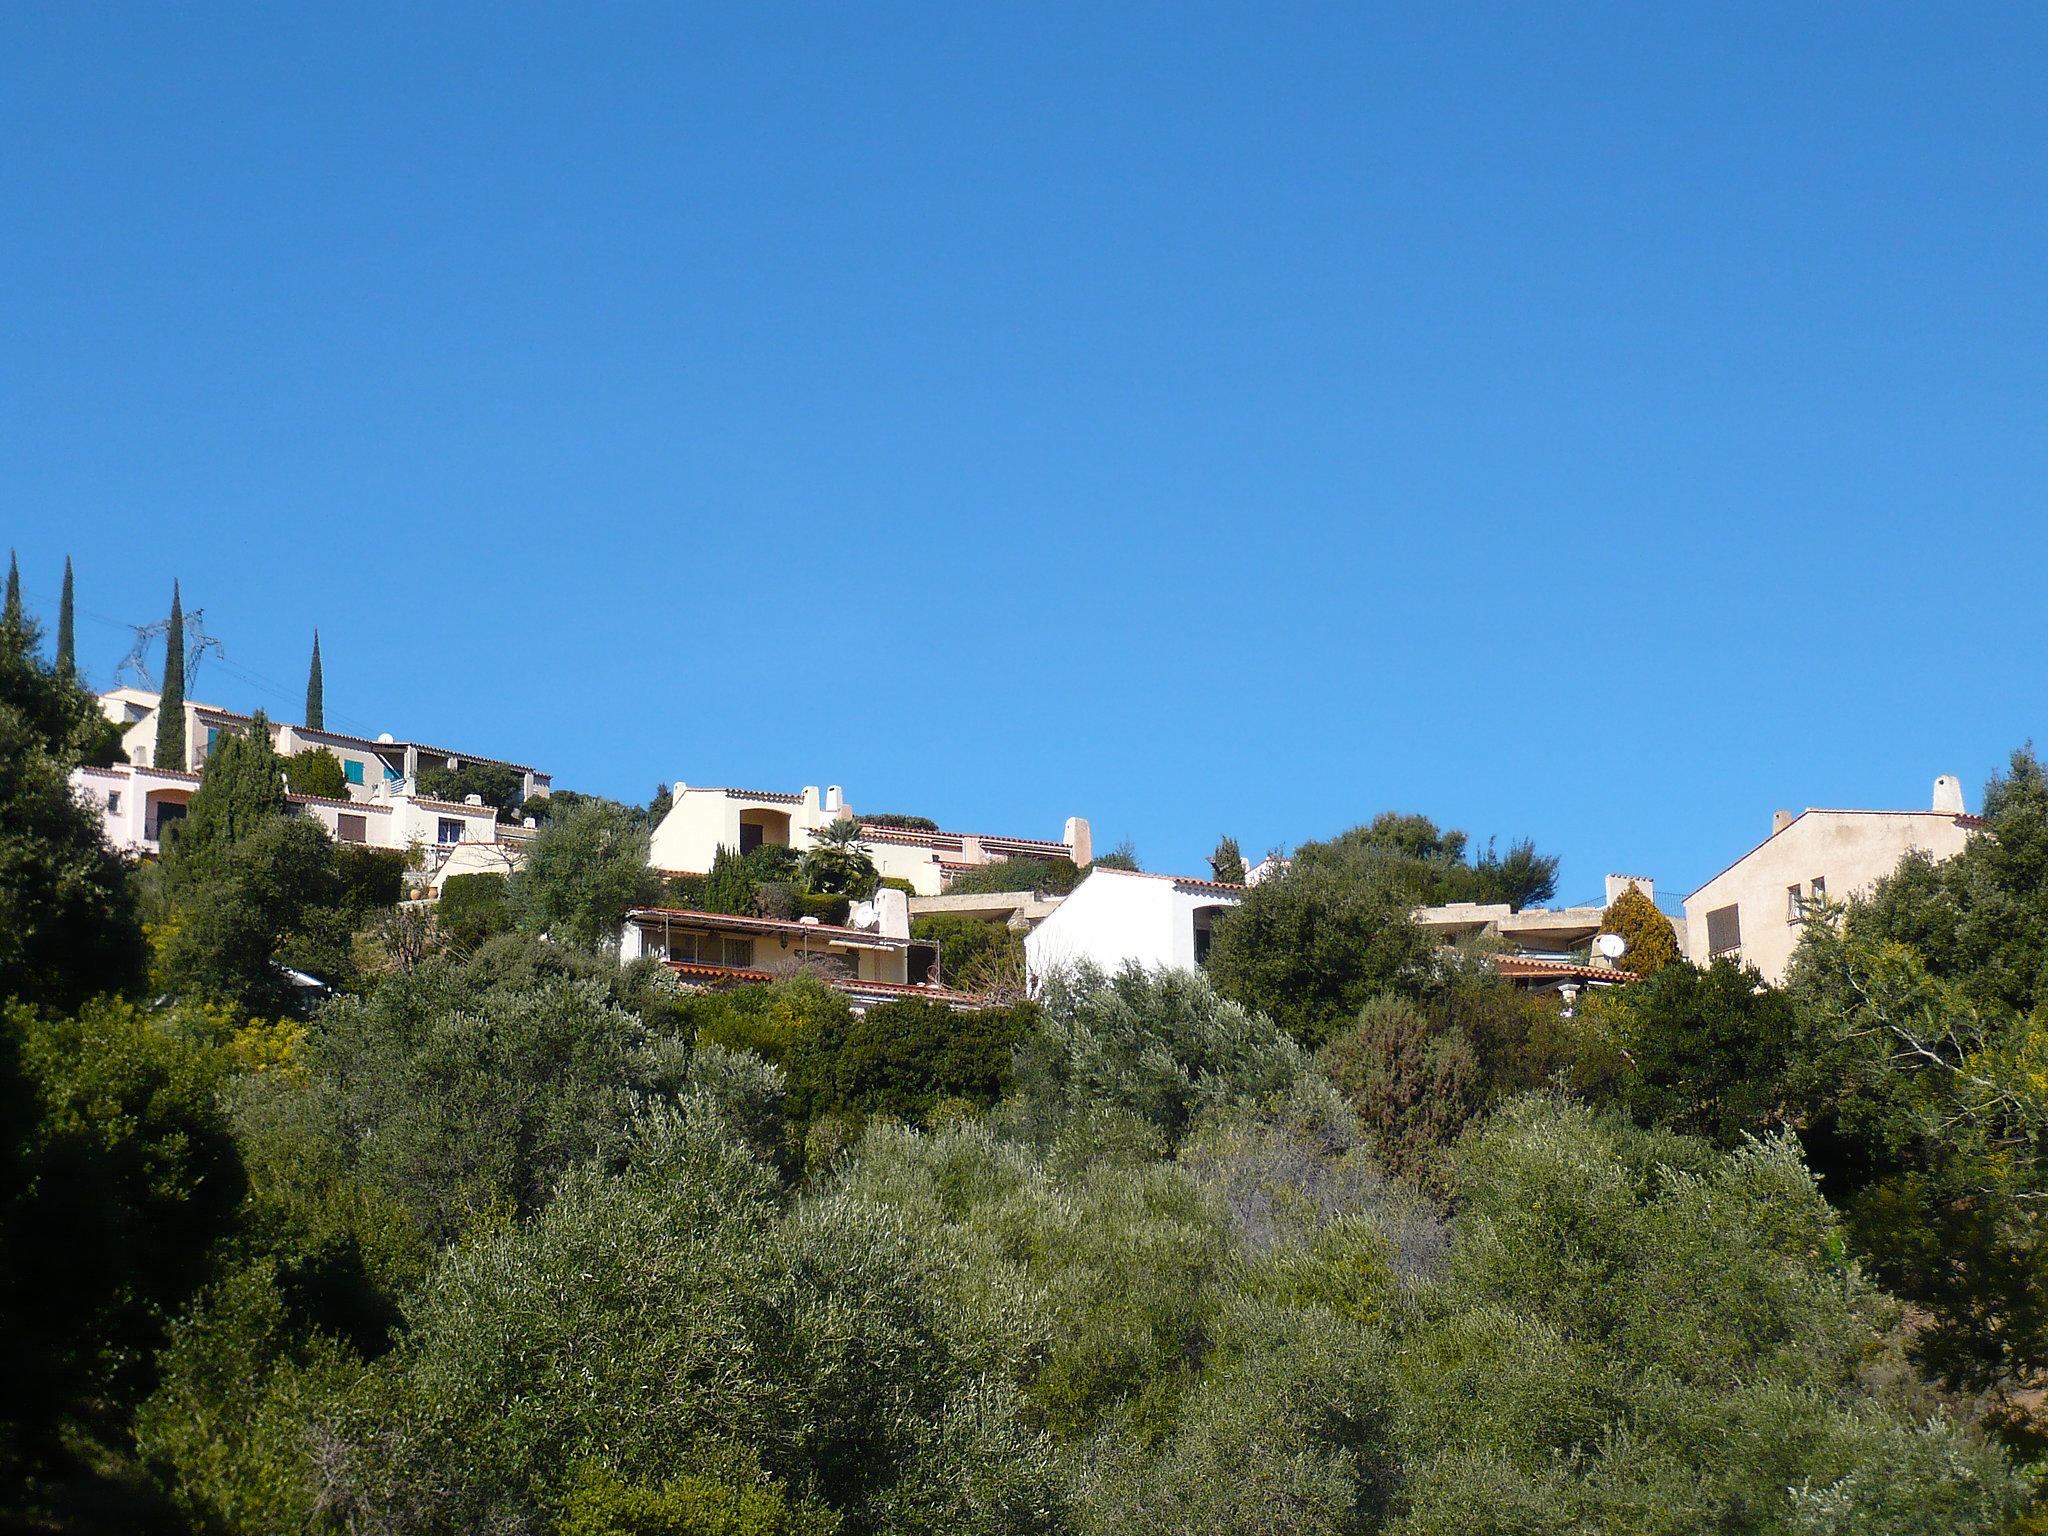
(106, 790, 122, 814)
(438, 818, 464, 845)
(1787, 884, 1803, 922)
(1706, 904, 1742, 957)
(344, 759, 365, 786)
(1809, 876, 1826, 904)
(668, 931, 754, 968)
(739, 821, 764, 854)
(336, 813, 368, 844)
(205, 726, 220, 753)
(383, 761, 403, 782)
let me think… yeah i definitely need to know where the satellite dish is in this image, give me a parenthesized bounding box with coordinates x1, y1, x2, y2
(1594, 932, 1628, 961)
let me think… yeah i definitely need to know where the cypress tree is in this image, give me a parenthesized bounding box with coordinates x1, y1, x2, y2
(2, 550, 21, 635)
(157, 580, 187, 770)
(163, 711, 288, 882)
(305, 629, 324, 729)
(55, 556, 75, 679)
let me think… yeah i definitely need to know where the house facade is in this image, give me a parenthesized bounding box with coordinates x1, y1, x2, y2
(618, 890, 985, 1011)
(1022, 866, 1244, 991)
(1682, 776, 1976, 984)
(647, 780, 1091, 897)
(98, 687, 550, 806)
(74, 761, 501, 864)
(1413, 873, 1660, 1002)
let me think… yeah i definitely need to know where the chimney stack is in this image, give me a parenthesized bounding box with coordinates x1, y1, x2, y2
(1065, 816, 1093, 868)
(1772, 810, 1795, 835)
(1604, 874, 1654, 909)
(1932, 775, 1965, 814)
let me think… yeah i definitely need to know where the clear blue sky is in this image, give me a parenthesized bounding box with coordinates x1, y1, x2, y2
(7, 6, 2045, 905)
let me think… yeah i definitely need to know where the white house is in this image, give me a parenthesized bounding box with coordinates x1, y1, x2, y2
(1683, 775, 1977, 984)
(1023, 867, 1245, 992)
(98, 687, 551, 806)
(73, 761, 502, 870)
(648, 779, 1091, 897)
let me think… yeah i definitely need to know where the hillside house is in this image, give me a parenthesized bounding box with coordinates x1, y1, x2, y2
(618, 890, 984, 1011)
(73, 761, 502, 862)
(1022, 866, 1245, 992)
(648, 780, 1091, 897)
(98, 687, 550, 806)
(1683, 775, 1977, 984)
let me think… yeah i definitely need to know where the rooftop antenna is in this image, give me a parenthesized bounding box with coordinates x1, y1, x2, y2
(113, 605, 225, 691)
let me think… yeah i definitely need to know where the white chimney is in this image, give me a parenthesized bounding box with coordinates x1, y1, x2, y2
(464, 794, 483, 807)
(825, 784, 844, 814)
(1603, 874, 1653, 909)
(1932, 774, 1965, 814)
(874, 886, 910, 941)
(1772, 810, 1795, 835)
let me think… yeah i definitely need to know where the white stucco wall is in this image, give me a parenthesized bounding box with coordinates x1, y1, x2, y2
(1683, 807, 1974, 984)
(1024, 869, 1240, 991)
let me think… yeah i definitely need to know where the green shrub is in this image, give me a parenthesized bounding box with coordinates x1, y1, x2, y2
(797, 892, 851, 925)
(911, 915, 1020, 989)
(438, 873, 512, 953)
(940, 858, 1083, 896)
(785, 997, 1036, 1127)
(558, 1463, 833, 1536)
(416, 761, 524, 819)
(282, 747, 349, 800)
(1597, 881, 1681, 976)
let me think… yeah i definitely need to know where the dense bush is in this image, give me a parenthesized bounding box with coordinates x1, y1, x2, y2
(1205, 846, 1437, 1046)
(2, 1000, 243, 1455)
(510, 798, 661, 950)
(1597, 879, 1682, 975)
(435, 872, 512, 952)
(414, 760, 524, 819)
(911, 912, 1021, 987)
(941, 857, 1085, 896)
(281, 746, 349, 800)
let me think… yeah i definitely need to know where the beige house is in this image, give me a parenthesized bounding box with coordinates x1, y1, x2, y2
(618, 891, 986, 1011)
(647, 780, 1091, 897)
(1682, 776, 1977, 984)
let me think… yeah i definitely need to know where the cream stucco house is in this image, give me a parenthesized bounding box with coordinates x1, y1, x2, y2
(1682, 776, 1977, 984)
(647, 780, 1091, 897)
(618, 889, 985, 1011)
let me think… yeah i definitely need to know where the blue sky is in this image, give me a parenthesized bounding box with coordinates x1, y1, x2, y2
(7, 5, 2045, 905)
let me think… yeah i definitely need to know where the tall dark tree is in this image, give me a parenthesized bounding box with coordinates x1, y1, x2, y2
(0, 602, 147, 1009)
(1208, 835, 1247, 885)
(54, 556, 74, 680)
(2, 550, 21, 636)
(157, 580, 186, 770)
(162, 712, 289, 884)
(305, 629, 324, 730)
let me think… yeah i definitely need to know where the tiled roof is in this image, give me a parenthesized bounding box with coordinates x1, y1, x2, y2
(720, 787, 805, 805)
(290, 792, 392, 813)
(1686, 808, 1982, 901)
(410, 796, 501, 817)
(627, 906, 908, 947)
(1090, 866, 1247, 896)
(1488, 954, 1636, 984)
(859, 824, 1072, 857)
(660, 959, 985, 1007)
